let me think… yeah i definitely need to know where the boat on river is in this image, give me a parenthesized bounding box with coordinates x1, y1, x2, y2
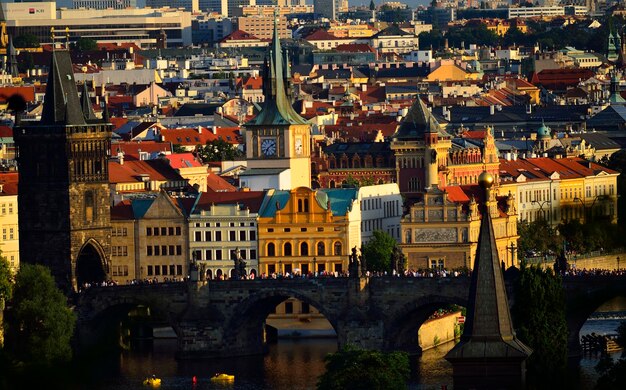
(143, 376, 161, 387)
(211, 373, 235, 383)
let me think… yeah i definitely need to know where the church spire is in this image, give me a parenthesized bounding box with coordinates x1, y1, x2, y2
(246, 10, 307, 126)
(80, 81, 98, 122)
(446, 172, 531, 388)
(41, 50, 86, 125)
(8, 35, 19, 78)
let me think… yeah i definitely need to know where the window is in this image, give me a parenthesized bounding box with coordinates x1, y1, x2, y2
(147, 265, 153, 276)
(301, 242, 309, 256)
(161, 227, 167, 236)
(169, 245, 175, 256)
(169, 227, 174, 236)
(240, 231, 246, 241)
(154, 227, 159, 236)
(334, 242, 342, 256)
(250, 249, 257, 259)
(177, 265, 183, 275)
(154, 246, 160, 256)
(230, 231, 236, 241)
(284, 242, 292, 256)
(162, 265, 168, 275)
(250, 231, 256, 240)
(169, 265, 175, 276)
(285, 302, 293, 314)
(155, 266, 161, 276)
(216, 250, 222, 260)
(176, 245, 182, 255)
(195, 231, 202, 241)
(161, 245, 167, 255)
(284, 228, 291, 232)
(206, 250, 212, 260)
(176, 227, 182, 235)
(147, 227, 152, 236)
(215, 231, 222, 241)
(205, 231, 211, 241)
(147, 246, 153, 256)
(317, 242, 325, 256)
(267, 243, 276, 257)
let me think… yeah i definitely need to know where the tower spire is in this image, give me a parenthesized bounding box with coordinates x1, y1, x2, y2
(446, 172, 531, 389)
(41, 50, 86, 125)
(80, 81, 97, 121)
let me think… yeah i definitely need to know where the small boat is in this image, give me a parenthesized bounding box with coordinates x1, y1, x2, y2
(211, 373, 235, 382)
(143, 376, 161, 387)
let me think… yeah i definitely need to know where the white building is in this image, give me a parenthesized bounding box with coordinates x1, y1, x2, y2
(1, 1, 193, 48)
(357, 184, 403, 244)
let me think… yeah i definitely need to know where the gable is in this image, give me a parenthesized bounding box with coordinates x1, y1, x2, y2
(142, 191, 184, 219)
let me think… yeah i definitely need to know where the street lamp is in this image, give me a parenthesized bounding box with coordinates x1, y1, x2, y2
(508, 242, 516, 267)
(531, 199, 551, 221)
(574, 195, 608, 223)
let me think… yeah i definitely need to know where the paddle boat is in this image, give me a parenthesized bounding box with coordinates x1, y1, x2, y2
(143, 375, 161, 387)
(210, 373, 235, 383)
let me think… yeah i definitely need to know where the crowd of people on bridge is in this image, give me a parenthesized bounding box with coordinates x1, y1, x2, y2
(560, 268, 626, 277)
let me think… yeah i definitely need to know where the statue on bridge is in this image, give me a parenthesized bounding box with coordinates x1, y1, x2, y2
(390, 246, 406, 276)
(554, 251, 569, 275)
(349, 246, 361, 278)
(232, 248, 247, 280)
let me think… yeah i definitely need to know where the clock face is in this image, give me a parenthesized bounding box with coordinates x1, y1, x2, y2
(295, 138, 303, 155)
(261, 138, 277, 156)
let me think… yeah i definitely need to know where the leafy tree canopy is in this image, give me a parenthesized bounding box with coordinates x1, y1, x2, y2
(196, 139, 243, 162)
(73, 37, 98, 52)
(517, 219, 560, 259)
(317, 345, 410, 390)
(3, 264, 76, 367)
(0, 254, 12, 302)
(362, 230, 398, 273)
(512, 264, 567, 387)
(13, 34, 40, 49)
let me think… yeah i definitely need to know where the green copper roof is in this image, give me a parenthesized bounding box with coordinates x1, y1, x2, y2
(537, 120, 551, 139)
(245, 14, 308, 126)
(319, 188, 358, 216)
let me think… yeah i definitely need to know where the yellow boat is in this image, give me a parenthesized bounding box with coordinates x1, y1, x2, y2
(211, 373, 235, 382)
(143, 376, 161, 387)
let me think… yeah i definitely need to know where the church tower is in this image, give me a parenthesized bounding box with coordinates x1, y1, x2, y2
(390, 96, 451, 195)
(14, 50, 112, 293)
(242, 11, 311, 191)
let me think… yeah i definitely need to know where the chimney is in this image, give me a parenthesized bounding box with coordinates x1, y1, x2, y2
(198, 126, 202, 134)
(490, 105, 495, 115)
(117, 151, 124, 165)
(505, 152, 512, 161)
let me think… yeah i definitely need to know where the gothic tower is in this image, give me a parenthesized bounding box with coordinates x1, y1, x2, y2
(15, 50, 112, 294)
(390, 95, 451, 195)
(242, 11, 311, 191)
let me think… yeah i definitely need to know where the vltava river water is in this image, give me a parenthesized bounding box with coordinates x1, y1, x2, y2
(71, 317, 623, 390)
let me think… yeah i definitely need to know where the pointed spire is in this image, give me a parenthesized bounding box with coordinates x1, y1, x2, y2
(80, 82, 97, 121)
(446, 171, 531, 386)
(393, 95, 450, 140)
(102, 93, 110, 123)
(8, 35, 19, 78)
(41, 50, 86, 125)
(245, 11, 307, 126)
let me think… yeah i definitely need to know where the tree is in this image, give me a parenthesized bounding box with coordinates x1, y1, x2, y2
(13, 34, 40, 49)
(517, 219, 560, 259)
(512, 264, 567, 387)
(369, 0, 376, 11)
(196, 139, 243, 162)
(172, 144, 187, 154)
(362, 230, 397, 273)
(3, 264, 76, 367)
(73, 37, 98, 52)
(317, 345, 410, 390)
(0, 255, 12, 303)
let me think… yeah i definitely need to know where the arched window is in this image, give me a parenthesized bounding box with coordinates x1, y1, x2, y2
(298, 199, 303, 212)
(304, 199, 310, 212)
(267, 243, 276, 257)
(317, 242, 325, 256)
(300, 242, 309, 256)
(284, 242, 292, 256)
(334, 242, 342, 256)
(85, 190, 95, 223)
(329, 180, 336, 188)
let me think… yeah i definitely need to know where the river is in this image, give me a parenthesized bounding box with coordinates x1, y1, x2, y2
(69, 316, 624, 390)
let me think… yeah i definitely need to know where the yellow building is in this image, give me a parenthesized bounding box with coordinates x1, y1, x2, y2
(0, 173, 19, 272)
(426, 60, 482, 82)
(257, 187, 359, 276)
(328, 24, 375, 38)
(400, 186, 519, 270)
(110, 191, 189, 283)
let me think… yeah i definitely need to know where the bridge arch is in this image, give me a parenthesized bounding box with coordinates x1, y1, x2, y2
(75, 239, 107, 290)
(384, 295, 467, 354)
(223, 287, 340, 355)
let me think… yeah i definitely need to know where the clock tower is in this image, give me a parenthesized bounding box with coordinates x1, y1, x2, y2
(242, 12, 311, 191)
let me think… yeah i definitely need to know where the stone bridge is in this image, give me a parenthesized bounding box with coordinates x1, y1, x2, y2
(75, 275, 626, 358)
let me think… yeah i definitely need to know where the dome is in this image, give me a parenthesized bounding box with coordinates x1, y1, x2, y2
(478, 171, 494, 189)
(537, 121, 551, 139)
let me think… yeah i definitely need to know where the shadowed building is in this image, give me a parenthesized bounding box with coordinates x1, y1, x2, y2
(445, 172, 531, 389)
(15, 50, 112, 293)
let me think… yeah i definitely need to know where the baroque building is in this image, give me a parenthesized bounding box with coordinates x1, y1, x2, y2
(15, 50, 112, 292)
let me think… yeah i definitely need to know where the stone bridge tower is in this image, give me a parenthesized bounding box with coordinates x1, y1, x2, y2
(14, 49, 112, 294)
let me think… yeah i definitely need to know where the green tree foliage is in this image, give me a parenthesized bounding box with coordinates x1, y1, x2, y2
(196, 139, 243, 162)
(517, 219, 560, 259)
(172, 144, 187, 154)
(362, 230, 397, 272)
(558, 219, 623, 254)
(512, 264, 568, 387)
(73, 37, 98, 51)
(369, 0, 376, 11)
(3, 264, 76, 367)
(13, 34, 40, 48)
(599, 149, 626, 224)
(317, 345, 410, 390)
(0, 255, 12, 302)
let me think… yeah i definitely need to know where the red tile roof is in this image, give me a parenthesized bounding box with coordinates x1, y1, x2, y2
(305, 29, 341, 41)
(445, 185, 470, 203)
(194, 190, 266, 213)
(207, 172, 237, 192)
(160, 127, 216, 146)
(111, 141, 172, 160)
(335, 43, 376, 53)
(221, 30, 261, 42)
(0, 86, 36, 103)
(109, 159, 185, 184)
(111, 200, 134, 220)
(163, 153, 203, 169)
(0, 126, 12, 138)
(0, 172, 18, 196)
(109, 117, 130, 131)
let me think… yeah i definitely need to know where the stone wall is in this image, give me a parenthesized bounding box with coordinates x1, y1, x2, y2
(418, 311, 461, 351)
(570, 253, 626, 271)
